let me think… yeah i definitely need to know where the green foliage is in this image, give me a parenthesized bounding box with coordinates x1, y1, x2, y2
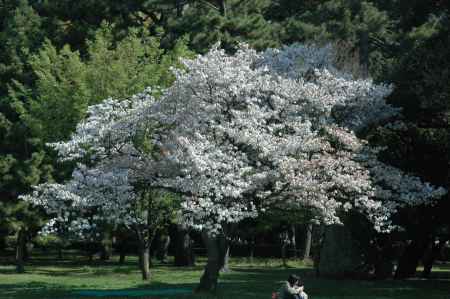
(0, 1, 50, 249)
(367, 21, 449, 259)
(0, 0, 449, 278)
(33, 234, 67, 250)
(0, 0, 45, 96)
(164, 0, 279, 53)
(13, 23, 191, 142)
(0, 7, 191, 259)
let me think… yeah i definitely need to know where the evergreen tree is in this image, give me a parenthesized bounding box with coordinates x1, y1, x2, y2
(0, 0, 50, 271)
(370, 19, 450, 279)
(1, 11, 190, 270)
(162, 0, 279, 53)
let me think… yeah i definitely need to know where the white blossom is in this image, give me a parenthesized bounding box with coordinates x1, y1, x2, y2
(22, 43, 446, 237)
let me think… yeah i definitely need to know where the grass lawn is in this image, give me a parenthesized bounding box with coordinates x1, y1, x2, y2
(1, 254, 450, 299)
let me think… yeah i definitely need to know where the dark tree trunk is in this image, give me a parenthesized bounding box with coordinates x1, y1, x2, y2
(15, 229, 26, 273)
(119, 250, 126, 264)
(359, 30, 369, 78)
(0, 233, 6, 251)
(373, 237, 395, 280)
(196, 230, 227, 293)
(317, 225, 364, 278)
(220, 244, 230, 272)
(119, 252, 126, 264)
(248, 236, 255, 264)
(156, 234, 171, 263)
(174, 226, 195, 266)
(117, 235, 127, 264)
(100, 234, 112, 261)
(374, 258, 395, 279)
(175, 0, 187, 17)
(303, 223, 313, 260)
(280, 231, 289, 267)
(290, 225, 297, 258)
(395, 236, 429, 279)
(139, 243, 151, 280)
(422, 238, 446, 278)
(136, 227, 154, 280)
(216, 0, 227, 17)
(23, 240, 30, 262)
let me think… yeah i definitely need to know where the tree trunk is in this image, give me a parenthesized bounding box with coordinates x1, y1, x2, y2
(15, 229, 26, 273)
(196, 230, 227, 293)
(139, 243, 151, 280)
(117, 235, 127, 264)
(317, 225, 364, 278)
(248, 236, 255, 264)
(303, 223, 313, 260)
(220, 244, 230, 272)
(290, 225, 297, 258)
(174, 226, 195, 266)
(119, 250, 126, 264)
(175, 0, 187, 17)
(359, 30, 369, 78)
(395, 236, 429, 279)
(156, 234, 171, 263)
(100, 233, 113, 261)
(58, 245, 63, 259)
(422, 238, 446, 278)
(280, 231, 289, 267)
(23, 239, 30, 262)
(373, 237, 395, 280)
(217, 0, 227, 17)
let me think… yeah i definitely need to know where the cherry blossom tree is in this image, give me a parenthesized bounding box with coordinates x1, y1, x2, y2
(23, 43, 446, 290)
(21, 91, 181, 280)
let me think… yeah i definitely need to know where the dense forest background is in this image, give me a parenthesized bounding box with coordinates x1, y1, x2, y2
(0, 0, 449, 279)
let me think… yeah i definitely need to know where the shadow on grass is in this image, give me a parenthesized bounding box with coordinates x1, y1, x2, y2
(0, 268, 19, 275)
(0, 281, 200, 299)
(1, 261, 450, 299)
(1, 276, 450, 299)
(0, 281, 70, 299)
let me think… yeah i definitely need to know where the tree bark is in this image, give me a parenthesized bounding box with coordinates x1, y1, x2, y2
(317, 225, 364, 278)
(280, 231, 289, 267)
(196, 230, 227, 293)
(23, 239, 30, 262)
(373, 237, 395, 280)
(100, 233, 113, 261)
(395, 236, 429, 279)
(15, 229, 26, 273)
(220, 244, 230, 272)
(216, 0, 227, 17)
(117, 234, 127, 264)
(174, 226, 195, 266)
(175, 0, 187, 17)
(303, 223, 313, 260)
(422, 238, 446, 278)
(359, 30, 369, 78)
(290, 225, 297, 258)
(139, 243, 151, 280)
(248, 236, 255, 264)
(156, 234, 171, 263)
(119, 248, 126, 264)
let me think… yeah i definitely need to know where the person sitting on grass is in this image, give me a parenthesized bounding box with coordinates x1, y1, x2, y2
(279, 274, 308, 299)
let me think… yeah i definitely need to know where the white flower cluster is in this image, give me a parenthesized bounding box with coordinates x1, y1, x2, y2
(23, 43, 446, 236)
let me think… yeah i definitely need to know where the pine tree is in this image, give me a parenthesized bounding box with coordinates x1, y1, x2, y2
(162, 0, 279, 53)
(0, 0, 50, 271)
